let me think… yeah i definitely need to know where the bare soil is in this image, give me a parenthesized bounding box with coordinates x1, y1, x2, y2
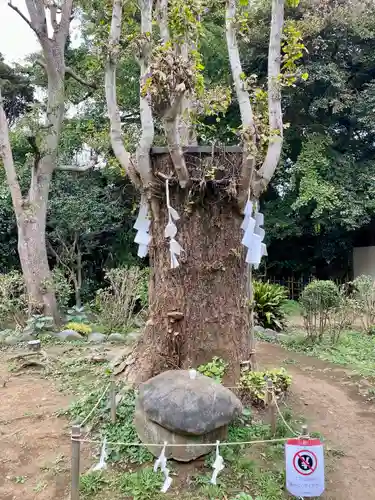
(258, 341, 375, 500)
(0, 341, 374, 499)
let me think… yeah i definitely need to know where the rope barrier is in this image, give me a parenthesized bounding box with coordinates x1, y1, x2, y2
(79, 382, 111, 427)
(272, 393, 300, 437)
(72, 436, 291, 447)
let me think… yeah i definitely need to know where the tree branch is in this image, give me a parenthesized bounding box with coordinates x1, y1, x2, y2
(156, 0, 190, 188)
(65, 66, 98, 90)
(56, 0, 74, 47)
(24, 0, 47, 37)
(137, 0, 160, 217)
(225, 0, 256, 207)
(8, 1, 36, 35)
(0, 89, 23, 217)
(105, 0, 142, 189)
(256, 0, 285, 195)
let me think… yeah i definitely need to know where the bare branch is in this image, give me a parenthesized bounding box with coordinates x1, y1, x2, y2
(256, 0, 285, 193)
(65, 66, 98, 90)
(24, 0, 47, 37)
(155, 0, 170, 43)
(155, 0, 190, 188)
(57, 164, 95, 172)
(56, 0, 74, 47)
(225, 0, 256, 206)
(8, 1, 36, 35)
(105, 0, 141, 189)
(0, 89, 23, 217)
(137, 0, 160, 217)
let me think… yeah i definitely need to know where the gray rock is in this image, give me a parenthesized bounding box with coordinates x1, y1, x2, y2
(134, 401, 227, 462)
(21, 332, 34, 342)
(55, 329, 83, 341)
(254, 325, 265, 333)
(138, 370, 242, 436)
(4, 335, 21, 346)
(125, 330, 141, 344)
(87, 332, 107, 344)
(108, 333, 126, 343)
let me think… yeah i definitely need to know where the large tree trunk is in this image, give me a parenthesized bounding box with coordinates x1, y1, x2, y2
(17, 165, 58, 321)
(126, 150, 250, 385)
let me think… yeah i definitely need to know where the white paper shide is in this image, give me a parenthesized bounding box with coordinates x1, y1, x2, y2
(165, 180, 184, 269)
(241, 200, 267, 268)
(134, 199, 151, 258)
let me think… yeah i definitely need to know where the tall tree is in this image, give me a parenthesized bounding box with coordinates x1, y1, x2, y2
(0, 1, 95, 319)
(103, 0, 301, 384)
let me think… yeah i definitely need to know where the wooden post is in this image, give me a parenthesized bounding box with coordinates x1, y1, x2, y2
(71, 425, 81, 500)
(110, 378, 116, 424)
(301, 424, 309, 438)
(266, 379, 277, 435)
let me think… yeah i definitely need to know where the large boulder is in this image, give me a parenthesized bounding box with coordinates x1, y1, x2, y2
(138, 370, 242, 436)
(134, 401, 227, 462)
(55, 330, 83, 341)
(88, 332, 107, 343)
(108, 333, 126, 343)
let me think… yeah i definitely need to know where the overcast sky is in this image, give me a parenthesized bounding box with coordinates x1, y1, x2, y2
(0, 1, 40, 63)
(0, 0, 81, 64)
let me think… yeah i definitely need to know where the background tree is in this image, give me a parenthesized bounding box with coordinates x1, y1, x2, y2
(0, 1, 98, 320)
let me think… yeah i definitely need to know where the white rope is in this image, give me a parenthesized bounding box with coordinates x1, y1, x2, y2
(72, 436, 291, 447)
(272, 393, 300, 437)
(79, 383, 111, 427)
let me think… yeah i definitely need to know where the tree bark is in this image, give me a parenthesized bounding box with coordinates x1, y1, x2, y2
(125, 152, 250, 385)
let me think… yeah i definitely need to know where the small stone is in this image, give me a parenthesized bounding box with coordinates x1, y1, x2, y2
(254, 325, 265, 333)
(108, 333, 126, 343)
(167, 311, 184, 321)
(87, 332, 107, 344)
(134, 401, 227, 462)
(125, 330, 141, 344)
(21, 332, 34, 342)
(138, 370, 242, 436)
(4, 335, 20, 346)
(55, 330, 83, 341)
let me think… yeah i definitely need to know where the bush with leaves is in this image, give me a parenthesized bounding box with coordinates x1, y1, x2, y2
(0, 271, 27, 327)
(253, 281, 288, 331)
(300, 280, 344, 341)
(65, 322, 92, 335)
(95, 267, 149, 332)
(197, 357, 228, 382)
(239, 368, 292, 406)
(350, 275, 375, 334)
(51, 268, 73, 310)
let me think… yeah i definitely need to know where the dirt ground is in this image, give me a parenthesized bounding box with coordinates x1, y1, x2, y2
(0, 342, 374, 499)
(258, 342, 375, 500)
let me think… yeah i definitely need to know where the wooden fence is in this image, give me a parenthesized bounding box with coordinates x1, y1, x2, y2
(263, 276, 349, 301)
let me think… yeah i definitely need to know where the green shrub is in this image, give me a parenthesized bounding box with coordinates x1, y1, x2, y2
(300, 280, 344, 341)
(197, 357, 228, 382)
(0, 271, 27, 327)
(95, 267, 149, 332)
(239, 368, 292, 406)
(350, 275, 375, 334)
(253, 281, 288, 331)
(51, 268, 73, 310)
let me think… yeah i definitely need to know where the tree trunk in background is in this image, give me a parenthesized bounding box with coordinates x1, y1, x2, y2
(126, 151, 250, 385)
(17, 167, 58, 321)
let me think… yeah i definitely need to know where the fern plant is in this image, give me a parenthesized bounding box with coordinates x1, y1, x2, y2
(253, 281, 287, 331)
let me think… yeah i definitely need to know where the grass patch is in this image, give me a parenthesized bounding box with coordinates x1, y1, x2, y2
(281, 300, 301, 317)
(72, 388, 305, 500)
(281, 330, 375, 377)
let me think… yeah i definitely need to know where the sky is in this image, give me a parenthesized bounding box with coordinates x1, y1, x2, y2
(0, 0, 81, 64)
(0, 1, 40, 63)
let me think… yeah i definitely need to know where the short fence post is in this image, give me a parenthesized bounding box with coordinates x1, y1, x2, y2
(266, 379, 277, 435)
(301, 424, 309, 438)
(110, 378, 117, 424)
(71, 425, 81, 500)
